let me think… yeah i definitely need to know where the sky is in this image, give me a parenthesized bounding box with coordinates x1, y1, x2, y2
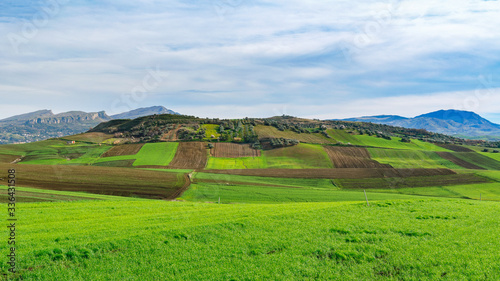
(1, 0, 500, 122)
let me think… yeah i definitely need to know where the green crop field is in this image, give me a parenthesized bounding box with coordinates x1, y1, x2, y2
(255, 125, 335, 144)
(262, 143, 333, 169)
(181, 182, 423, 203)
(205, 156, 266, 169)
(327, 130, 451, 151)
(368, 148, 463, 169)
(0, 185, 137, 202)
(132, 142, 179, 166)
(194, 172, 337, 189)
(3, 199, 500, 280)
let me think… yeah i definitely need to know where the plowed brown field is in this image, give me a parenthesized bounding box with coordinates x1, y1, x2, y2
(436, 152, 485, 170)
(0, 163, 186, 199)
(202, 168, 455, 179)
(324, 146, 392, 168)
(102, 143, 144, 157)
(211, 143, 261, 158)
(339, 173, 490, 189)
(168, 142, 207, 169)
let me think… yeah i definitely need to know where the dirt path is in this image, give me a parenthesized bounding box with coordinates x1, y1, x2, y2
(167, 172, 193, 200)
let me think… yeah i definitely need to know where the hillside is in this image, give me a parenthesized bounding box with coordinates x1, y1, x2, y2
(2, 113, 500, 279)
(343, 109, 500, 140)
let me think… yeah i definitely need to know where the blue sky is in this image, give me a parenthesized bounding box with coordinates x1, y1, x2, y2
(1, 0, 500, 122)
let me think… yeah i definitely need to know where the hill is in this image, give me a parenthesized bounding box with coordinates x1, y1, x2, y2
(3, 112, 500, 279)
(342, 109, 500, 140)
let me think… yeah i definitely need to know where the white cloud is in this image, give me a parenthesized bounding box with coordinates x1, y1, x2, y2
(0, 0, 499, 122)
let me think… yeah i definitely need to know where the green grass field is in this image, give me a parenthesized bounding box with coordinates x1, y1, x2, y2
(0, 185, 139, 202)
(206, 156, 266, 169)
(327, 130, 451, 151)
(194, 172, 337, 189)
(3, 199, 500, 280)
(263, 143, 333, 169)
(368, 148, 463, 169)
(132, 142, 179, 166)
(181, 183, 424, 203)
(201, 124, 221, 140)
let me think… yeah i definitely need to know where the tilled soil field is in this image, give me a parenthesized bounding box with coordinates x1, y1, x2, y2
(211, 143, 261, 158)
(324, 146, 392, 168)
(102, 144, 144, 157)
(338, 173, 491, 189)
(168, 142, 208, 169)
(202, 168, 456, 179)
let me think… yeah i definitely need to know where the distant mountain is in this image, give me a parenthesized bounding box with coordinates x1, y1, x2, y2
(0, 110, 111, 144)
(0, 106, 181, 144)
(343, 115, 409, 123)
(111, 106, 180, 120)
(342, 109, 500, 140)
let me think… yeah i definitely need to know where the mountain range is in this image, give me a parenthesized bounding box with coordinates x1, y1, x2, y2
(342, 109, 500, 140)
(0, 106, 179, 144)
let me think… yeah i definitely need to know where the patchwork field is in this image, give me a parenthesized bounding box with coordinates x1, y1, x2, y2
(324, 146, 391, 168)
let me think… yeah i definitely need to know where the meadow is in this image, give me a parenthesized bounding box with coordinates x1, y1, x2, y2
(2, 198, 500, 280)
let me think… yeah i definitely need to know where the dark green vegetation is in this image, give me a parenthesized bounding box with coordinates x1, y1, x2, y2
(2, 113, 500, 279)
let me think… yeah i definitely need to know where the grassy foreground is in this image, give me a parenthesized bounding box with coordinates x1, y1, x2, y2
(1, 198, 499, 280)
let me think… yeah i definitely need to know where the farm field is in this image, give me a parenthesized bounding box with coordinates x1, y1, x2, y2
(368, 148, 464, 169)
(3, 199, 500, 279)
(167, 142, 207, 169)
(203, 168, 456, 179)
(210, 143, 260, 158)
(326, 129, 452, 151)
(132, 142, 179, 166)
(324, 146, 391, 168)
(255, 125, 335, 144)
(262, 143, 333, 169)
(336, 173, 491, 190)
(206, 157, 265, 169)
(450, 152, 500, 170)
(0, 185, 137, 202)
(61, 132, 114, 143)
(0, 163, 186, 199)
